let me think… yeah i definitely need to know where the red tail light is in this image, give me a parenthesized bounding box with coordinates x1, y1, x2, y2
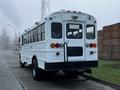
(89, 43, 93, 48)
(93, 43, 97, 48)
(50, 43, 62, 48)
(88, 43, 97, 48)
(55, 43, 60, 48)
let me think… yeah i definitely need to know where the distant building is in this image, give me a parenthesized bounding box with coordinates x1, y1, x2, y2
(98, 23, 120, 60)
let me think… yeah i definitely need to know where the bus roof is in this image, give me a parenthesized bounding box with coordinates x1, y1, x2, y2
(22, 10, 96, 36)
(46, 10, 96, 22)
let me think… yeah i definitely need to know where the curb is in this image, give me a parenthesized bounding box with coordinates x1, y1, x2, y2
(82, 74, 120, 90)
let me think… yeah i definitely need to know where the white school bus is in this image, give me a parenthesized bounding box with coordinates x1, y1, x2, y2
(19, 10, 98, 80)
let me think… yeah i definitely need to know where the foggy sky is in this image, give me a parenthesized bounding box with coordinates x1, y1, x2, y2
(0, 0, 120, 34)
(0, 0, 20, 26)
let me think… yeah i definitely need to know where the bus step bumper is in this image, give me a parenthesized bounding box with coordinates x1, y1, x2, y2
(45, 61, 98, 71)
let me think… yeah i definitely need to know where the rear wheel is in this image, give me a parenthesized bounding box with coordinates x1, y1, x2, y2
(32, 59, 40, 80)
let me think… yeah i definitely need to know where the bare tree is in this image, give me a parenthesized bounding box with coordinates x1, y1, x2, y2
(11, 37, 18, 50)
(0, 27, 11, 50)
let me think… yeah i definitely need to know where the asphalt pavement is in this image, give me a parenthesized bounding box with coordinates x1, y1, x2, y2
(0, 49, 117, 90)
(0, 49, 24, 90)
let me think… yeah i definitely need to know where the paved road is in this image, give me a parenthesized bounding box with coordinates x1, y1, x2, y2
(0, 49, 23, 90)
(0, 49, 117, 90)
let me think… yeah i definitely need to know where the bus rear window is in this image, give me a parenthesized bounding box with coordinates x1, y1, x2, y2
(51, 22, 62, 39)
(66, 24, 83, 39)
(86, 25, 95, 39)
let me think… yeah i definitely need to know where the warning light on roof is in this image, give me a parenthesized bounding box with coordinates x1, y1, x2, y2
(71, 16, 78, 20)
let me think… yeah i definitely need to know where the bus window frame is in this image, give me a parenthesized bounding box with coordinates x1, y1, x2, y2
(66, 23, 83, 39)
(86, 24, 95, 39)
(51, 22, 62, 39)
(41, 23, 45, 41)
(21, 23, 45, 46)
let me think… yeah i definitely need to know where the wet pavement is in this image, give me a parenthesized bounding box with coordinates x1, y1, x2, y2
(0, 49, 23, 90)
(0, 49, 117, 90)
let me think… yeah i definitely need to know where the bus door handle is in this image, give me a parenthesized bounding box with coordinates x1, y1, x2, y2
(64, 42, 68, 62)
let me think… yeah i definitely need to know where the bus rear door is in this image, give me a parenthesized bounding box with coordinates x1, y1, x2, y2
(64, 22, 85, 62)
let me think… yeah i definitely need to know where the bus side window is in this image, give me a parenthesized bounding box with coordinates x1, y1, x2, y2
(38, 26, 41, 41)
(22, 36, 24, 46)
(33, 29, 38, 42)
(24, 35, 26, 45)
(33, 30, 35, 42)
(30, 30, 33, 43)
(41, 24, 45, 41)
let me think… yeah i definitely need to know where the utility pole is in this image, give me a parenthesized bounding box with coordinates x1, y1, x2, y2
(41, 0, 50, 20)
(41, 0, 45, 20)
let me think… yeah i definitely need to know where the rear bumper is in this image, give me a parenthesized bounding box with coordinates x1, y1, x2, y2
(45, 61, 98, 71)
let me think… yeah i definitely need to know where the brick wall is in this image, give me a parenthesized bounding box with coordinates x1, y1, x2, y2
(98, 23, 120, 60)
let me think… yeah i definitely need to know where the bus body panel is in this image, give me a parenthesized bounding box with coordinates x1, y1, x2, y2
(46, 20, 65, 63)
(85, 23, 98, 61)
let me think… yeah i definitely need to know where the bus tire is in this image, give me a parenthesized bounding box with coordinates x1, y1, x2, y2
(32, 59, 40, 80)
(19, 54, 25, 68)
